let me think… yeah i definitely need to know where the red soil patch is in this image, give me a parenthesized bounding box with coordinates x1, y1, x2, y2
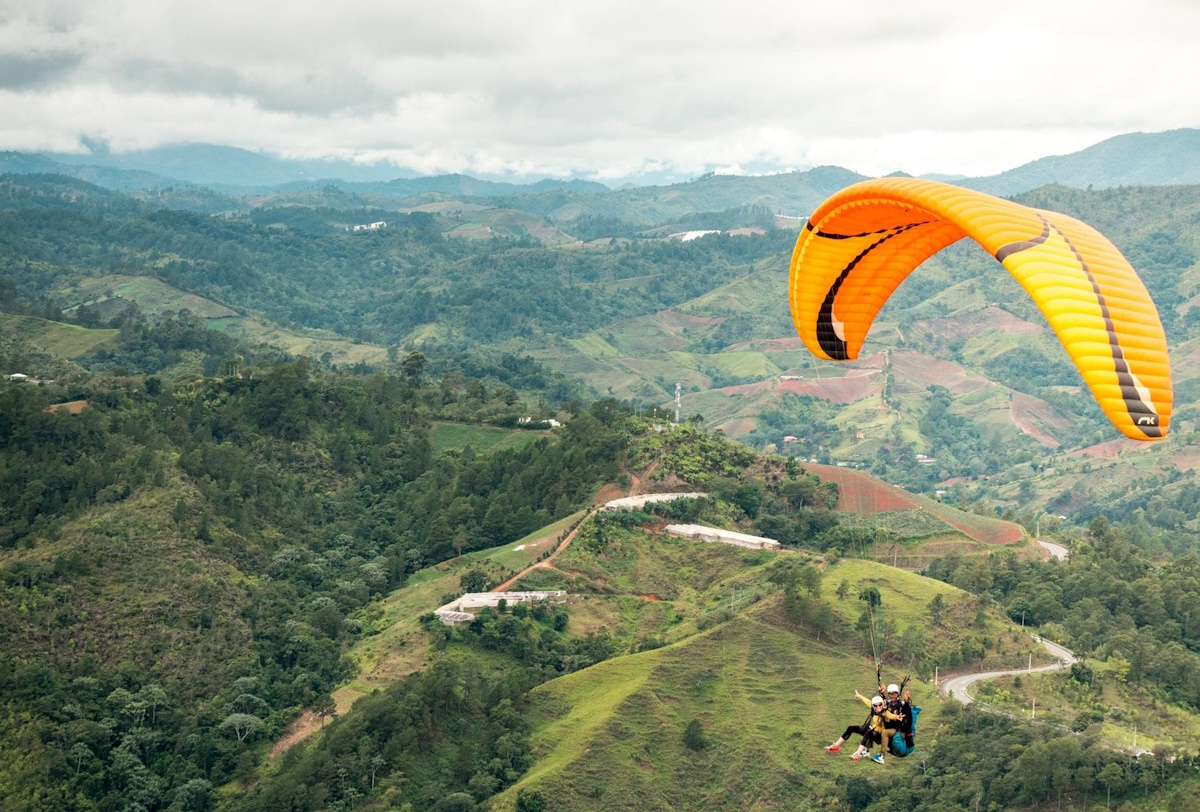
(271, 711, 322, 758)
(594, 483, 626, 504)
(718, 380, 775, 398)
(45, 399, 88, 414)
(888, 350, 993, 396)
(1008, 393, 1070, 448)
(802, 464, 920, 513)
(935, 512, 1025, 546)
(639, 594, 661, 601)
(773, 370, 883, 404)
(913, 306, 1044, 344)
(1068, 438, 1138, 459)
(1170, 445, 1200, 472)
(719, 417, 757, 436)
(803, 463, 1024, 546)
(729, 337, 806, 353)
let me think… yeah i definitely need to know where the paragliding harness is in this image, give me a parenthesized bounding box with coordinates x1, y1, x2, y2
(881, 672, 919, 758)
(889, 705, 920, 757)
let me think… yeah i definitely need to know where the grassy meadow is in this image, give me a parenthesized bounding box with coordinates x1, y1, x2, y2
(429, 421, 552, 456)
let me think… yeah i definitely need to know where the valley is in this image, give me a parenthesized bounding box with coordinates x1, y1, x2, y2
(2, 134, 1200, 809)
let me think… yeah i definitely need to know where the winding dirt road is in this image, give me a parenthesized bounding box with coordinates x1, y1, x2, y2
(492, 462, 659, 593)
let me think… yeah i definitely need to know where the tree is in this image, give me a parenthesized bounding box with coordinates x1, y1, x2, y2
(797, 565, 821, 598)
(898, 624, 927, 667)
(69, 742, 93, 775)
(928, 593, 946, 627)
(461, 568, 488, 594)
(137, 683, 169, 725)
(402, 351, 427, 385)
(1097, 762, 1125, 809)
(369, 754, 388, 790)
(315, 693, 337, 727)
(844, 776, 875, 811)
(173, 778, 215, 811)
(433, 792, 477, 812)
(683, 719, 707, 751)
(219, 713, 264, 743)
(516, 788, 549, 812)
(859, 587, 881, 608)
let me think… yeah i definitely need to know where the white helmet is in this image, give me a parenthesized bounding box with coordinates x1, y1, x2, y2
(871, 695, 884, 707)
(887, 684, 900, 695)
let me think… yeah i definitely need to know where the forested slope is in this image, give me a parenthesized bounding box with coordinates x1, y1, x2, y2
(0, 363, 628, 810)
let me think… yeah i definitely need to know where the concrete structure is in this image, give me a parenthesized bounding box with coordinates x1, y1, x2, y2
(602, 492, 708, 511)
(518, 417, 563, 428)
(665, 524, 781, 550)
(435, 590, 566, 625)
(667, 229, 720, 242)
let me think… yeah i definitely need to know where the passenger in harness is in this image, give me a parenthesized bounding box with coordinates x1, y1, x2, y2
(881, 682, 919, 757)
(825, 691, 900, 764)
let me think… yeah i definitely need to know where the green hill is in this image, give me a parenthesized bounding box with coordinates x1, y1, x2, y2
(964, 128, 1200, 196)
(256, 505, 1200, 810)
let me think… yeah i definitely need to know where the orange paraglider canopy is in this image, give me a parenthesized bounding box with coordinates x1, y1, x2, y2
(789, 178, 1171, 441)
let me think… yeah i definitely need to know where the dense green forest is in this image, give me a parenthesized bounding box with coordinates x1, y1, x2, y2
(0, 359, 632, 810)
(0, 175, 794, 349)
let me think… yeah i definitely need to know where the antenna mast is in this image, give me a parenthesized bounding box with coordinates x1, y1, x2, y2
(674, 382, 681, 424)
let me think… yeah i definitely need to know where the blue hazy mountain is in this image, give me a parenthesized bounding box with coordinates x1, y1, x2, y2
(31, 143, 611, 196)
(953, 128, 1200, 196)
(4, 128, 1199, 204)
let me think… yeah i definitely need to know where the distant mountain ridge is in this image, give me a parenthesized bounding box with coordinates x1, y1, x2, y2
(2, 128, 1198, 208)
(21, 144, 612, 197)
(956, 128, 1200, 196)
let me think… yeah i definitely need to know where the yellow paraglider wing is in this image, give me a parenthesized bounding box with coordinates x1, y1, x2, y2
(788, 178, 1171, 440)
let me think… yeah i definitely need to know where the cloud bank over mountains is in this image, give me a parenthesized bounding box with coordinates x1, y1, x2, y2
(3, 0, 1197, 182)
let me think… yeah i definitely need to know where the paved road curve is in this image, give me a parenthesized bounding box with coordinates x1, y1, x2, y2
(939, 636, 1077, 705)
(1037, 539, 1069, 560)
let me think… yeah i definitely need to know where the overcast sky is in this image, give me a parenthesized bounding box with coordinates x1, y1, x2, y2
(2, 0, 1198, 182)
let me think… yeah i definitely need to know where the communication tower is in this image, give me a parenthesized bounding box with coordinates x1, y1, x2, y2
(674, 382, 681, 424)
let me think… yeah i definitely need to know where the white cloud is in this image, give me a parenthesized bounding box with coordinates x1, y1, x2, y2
(1, 0, 1198, 180)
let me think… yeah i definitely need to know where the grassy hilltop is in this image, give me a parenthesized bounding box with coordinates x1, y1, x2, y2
(261, 493, 1200, 810)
